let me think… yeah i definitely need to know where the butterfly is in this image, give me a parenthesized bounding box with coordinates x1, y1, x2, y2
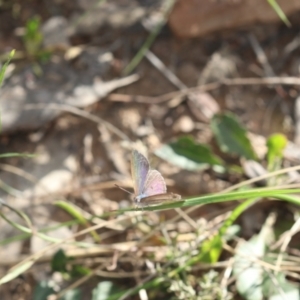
(130, 150, 181, 207)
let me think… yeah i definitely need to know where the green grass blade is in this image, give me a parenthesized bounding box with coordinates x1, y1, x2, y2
(0, 179, 22, 197)
(55, 200, 100, 242)
(0, 212, 60, 243)
(0, 219, 79, 246)
(122, 0, 176, 75)
(267, 0, 291, 27)
(200, 197, 259, 263)
(0, 201, 33, 232)
(120, 188, 300, 212)
(0, 212, 95, 247)
(0, 153, 35, 158)
(272, 193, 300, 205)
(0, 49, 15, 88)
(0, 260, 34, 285)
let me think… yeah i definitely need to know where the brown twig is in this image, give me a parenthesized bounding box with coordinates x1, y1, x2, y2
(107, 76, 300, 105)
(23, 103, 131, 141)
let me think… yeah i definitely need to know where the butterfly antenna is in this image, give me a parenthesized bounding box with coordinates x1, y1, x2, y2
(115, 184, 133, 195)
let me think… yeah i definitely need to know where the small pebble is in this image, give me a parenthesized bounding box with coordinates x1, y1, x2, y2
(173, 115, 195, 132)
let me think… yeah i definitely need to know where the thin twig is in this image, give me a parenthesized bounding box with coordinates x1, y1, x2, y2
(2, 213, 142, 275)
(220, 257, 233, 299)
(248, 33, 274, 78)
(123, 0, 176, 75)
(222, 165, 300, 193)
(107, 76, 300, 105)
(23, 103, 131, 141)
(248, 33, 288, 135)
(54, 264, 107, 299)
(145, 50, 187, 90)
(275, 217, 300, 273)
(222, 76, 300, 86)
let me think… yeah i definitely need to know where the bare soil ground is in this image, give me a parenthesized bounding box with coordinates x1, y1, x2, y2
(1, 1, 300, 299)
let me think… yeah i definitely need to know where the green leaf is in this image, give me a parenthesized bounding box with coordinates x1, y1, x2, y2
(0, 260, 34, 285)
(51, 249, 68, 273)
(267, 0, 291, 27)
(33, 281, 81, 300)
(267, 133, 287, 171)
(70, 264, 91, 277)
(200, 235, 223, 263)
(60, 289, 82, 300)
(51, 249, 91, 279)
(223, 224, 241, 240)
(155, 135, 224, 171)
(211, 112, 257, 160)
(33, 280, 55, 300)
(233, 237, 265, 300)
(267, 134, 287, 158)
(92, 281, 115, 300)
(233, 214, 275, 300)
(263, 273, 300, 300)
(200, 197, 257, 263)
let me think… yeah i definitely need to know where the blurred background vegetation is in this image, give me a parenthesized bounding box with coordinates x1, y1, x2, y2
(1, 0, 300, 299)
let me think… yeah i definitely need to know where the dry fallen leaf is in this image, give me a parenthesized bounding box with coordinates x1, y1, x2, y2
(188, 92, 220, 122)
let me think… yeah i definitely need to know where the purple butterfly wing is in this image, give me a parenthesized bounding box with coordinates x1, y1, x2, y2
(131, 150, 150, 196)
(142, 169, 167, 197)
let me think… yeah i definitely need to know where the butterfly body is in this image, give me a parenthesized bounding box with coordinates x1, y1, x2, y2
(134, 194, 148, 204)
(131, 150, 181, 207)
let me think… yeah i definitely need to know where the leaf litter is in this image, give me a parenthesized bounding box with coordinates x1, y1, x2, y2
(1, 1, 300, 299)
